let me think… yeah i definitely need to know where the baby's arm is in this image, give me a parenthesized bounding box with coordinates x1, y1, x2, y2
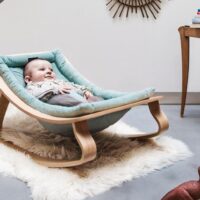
(70, 82, 93, 97)
(56, 80, 94, 98)
(26, 81, 71, 101)
(26, 82, 55, 98)
(54, 80, 74, 94)
(57, 85, 72, 94)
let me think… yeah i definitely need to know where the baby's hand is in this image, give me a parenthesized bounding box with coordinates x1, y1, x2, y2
(58, 85, 72, 94)
(84, 91, 93, 99)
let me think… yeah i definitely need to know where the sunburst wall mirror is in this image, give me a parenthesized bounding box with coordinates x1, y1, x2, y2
(106, 0, 162, 19)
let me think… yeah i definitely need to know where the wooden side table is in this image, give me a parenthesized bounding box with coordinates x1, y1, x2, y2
(178, 26, 200, 117)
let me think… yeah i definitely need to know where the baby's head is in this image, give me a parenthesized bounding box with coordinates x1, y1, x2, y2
(24, 59, 56, 84)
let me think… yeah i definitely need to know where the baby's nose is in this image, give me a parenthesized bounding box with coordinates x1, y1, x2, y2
(47, 70, 52, 74)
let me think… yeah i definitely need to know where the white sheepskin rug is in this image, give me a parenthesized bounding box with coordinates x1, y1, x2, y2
(0, 104, 192, 200)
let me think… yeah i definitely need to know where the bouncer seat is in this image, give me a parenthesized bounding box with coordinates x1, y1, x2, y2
(0, 50, 169, 167)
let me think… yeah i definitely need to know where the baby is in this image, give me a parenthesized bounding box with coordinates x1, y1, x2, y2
(24, 58, 103, 106)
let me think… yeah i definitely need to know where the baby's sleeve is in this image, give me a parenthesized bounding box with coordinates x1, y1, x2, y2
(26, 81, 59, 101)
(70, 82, 89, 96)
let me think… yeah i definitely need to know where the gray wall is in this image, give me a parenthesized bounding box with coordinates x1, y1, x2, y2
(0, 0, 199, 92)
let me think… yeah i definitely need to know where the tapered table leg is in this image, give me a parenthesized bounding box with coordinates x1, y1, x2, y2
(179, 27, 190, 117)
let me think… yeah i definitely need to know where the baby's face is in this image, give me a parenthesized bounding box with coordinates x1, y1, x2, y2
(25, 60, 56, 83)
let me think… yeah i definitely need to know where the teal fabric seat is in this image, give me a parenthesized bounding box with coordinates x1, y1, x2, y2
(0, 50, 155, 135)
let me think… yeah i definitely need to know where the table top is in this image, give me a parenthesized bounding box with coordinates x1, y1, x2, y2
(179, 26, 200, 38)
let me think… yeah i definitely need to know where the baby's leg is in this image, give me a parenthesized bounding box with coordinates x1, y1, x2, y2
(87, 96, 104, 103)
(47, 92, 87, 106)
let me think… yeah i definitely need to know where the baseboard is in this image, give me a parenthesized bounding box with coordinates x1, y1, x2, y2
(155, 92, 200, 105)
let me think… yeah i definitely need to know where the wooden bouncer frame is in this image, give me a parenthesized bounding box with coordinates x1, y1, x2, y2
(0, 77, 169, 168)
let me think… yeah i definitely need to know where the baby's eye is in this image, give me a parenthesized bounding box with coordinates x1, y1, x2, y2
(39, 68, 45, 71)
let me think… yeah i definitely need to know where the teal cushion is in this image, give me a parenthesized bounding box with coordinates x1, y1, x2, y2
(0, 50, 155, 135)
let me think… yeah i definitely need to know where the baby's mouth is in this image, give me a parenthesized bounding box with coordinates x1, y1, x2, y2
(45, 75, 54, 79)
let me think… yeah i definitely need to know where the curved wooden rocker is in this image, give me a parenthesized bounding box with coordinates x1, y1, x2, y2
(0, 77, 169, 168)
